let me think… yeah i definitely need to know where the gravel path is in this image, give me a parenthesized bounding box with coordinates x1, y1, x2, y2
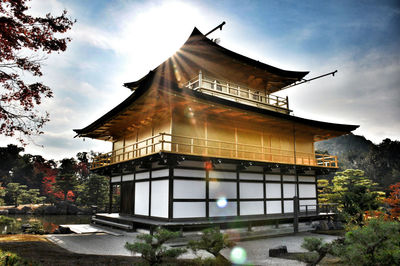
(47, 226, 338, 265)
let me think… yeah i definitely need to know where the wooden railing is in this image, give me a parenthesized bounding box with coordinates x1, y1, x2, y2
(185, 71, 290, 114)
(300, 203, 339, 216)
(91, 133, 338, 169)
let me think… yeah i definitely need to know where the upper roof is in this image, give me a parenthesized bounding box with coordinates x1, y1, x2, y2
(74, 27, 358, 139)
(124, 27, 309, 94)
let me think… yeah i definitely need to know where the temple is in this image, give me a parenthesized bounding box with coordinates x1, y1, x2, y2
(74, 27, 358, 230)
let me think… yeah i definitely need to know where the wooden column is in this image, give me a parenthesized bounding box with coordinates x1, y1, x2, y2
(280, 171, 284, 213)
(236, 167, 240, 216)
(148, 164, 152, 217)
(119, 175, 123, 213)
(206, 167, 210, 218)
(168, 166, 174, 221)
(293, 196, 299, 233)
(263, 168, 267, 215)
(108, 176, 112, 214)
(132, 167, 136, 215)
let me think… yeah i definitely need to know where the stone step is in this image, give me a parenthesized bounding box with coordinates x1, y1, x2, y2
(92, 217, 133, 230)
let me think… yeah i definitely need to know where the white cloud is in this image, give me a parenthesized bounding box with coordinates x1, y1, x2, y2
(284, 48, 400, 144)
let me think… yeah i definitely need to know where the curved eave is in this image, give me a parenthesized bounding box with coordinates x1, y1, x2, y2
(73, 71, 155, 138)
(123, 73, 150, 90)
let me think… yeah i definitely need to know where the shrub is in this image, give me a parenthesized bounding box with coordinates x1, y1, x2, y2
(124, 227, 186, 265)
(301, 237, 335, 266)
(0, 249, 38, 265)
(295, 252, 319, 264)
(0, 215, 16, 226)
(25, 219, 45, 234)
(188, 227, 235, 263)
(332, 218, 400, 266)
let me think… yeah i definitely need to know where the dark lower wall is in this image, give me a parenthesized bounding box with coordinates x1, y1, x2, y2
(112, 158, 318, 221)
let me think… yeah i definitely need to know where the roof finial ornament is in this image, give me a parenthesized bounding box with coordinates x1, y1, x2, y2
(205, 21, 226, 37)
(283, 70, 338, 89)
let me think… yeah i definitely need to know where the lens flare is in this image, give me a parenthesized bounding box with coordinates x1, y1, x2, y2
(230, 246, 247, 264)
(184, 106, 194, 118)
(217, 197, 228, 208)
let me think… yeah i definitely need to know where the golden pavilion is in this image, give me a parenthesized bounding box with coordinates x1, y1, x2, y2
(74, 27, 358, 230)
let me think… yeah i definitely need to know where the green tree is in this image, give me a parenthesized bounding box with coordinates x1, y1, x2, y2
(0, 215, 16, 226)
(188, 227, 235, 262)
(0, 186, 5, 206)
(75, 174, 109, 210)
(55, 158, 78, 201)
(0, 144, 24, 184)
(55, 173, 77, 201)
(319, 169, 384, 225)
(363, 139, 400, 189)
(315, 135, 400, 190)
(20, 188, 45, 204)
(5, 182, 27, 206)
(332, 219, 400, 266)
(317, 179, 332, 205)
(125, 228, 186, 265)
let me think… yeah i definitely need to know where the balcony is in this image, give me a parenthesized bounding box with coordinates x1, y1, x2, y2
(91, 133, 338, 169)
(185, 71, 290, 114)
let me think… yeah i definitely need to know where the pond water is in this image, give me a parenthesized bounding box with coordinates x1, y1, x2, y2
(1, 215, 92, 234)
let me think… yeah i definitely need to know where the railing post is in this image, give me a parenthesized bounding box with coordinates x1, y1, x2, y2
(160, 133, 164, 151)
(190, 138, 194, 154)
(199, 70, 202, 88)
(286, 96, 289, 109)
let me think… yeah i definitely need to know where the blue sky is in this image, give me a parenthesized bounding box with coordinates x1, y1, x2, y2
(1, 0, 399, 159)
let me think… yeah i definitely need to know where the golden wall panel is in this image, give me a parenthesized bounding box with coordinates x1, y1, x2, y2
(108, 103, 316, 166)
(172, 115, 206, 154)
(207, 122, 235, 158)
(237, 128, 262, 160)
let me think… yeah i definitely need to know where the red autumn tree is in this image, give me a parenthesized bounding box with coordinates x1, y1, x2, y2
(0, 0, 74, 143)
(384, 182, 400, 221)
(38, 160, 60, 203)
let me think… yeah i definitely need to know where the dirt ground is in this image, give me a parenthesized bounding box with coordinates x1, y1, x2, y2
(0, 204, 47, 211)
(0, 235, 141, 266)
(0, 235, 207, 266)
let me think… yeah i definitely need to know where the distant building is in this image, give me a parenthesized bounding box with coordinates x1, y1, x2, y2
(74, 27, 358, 229)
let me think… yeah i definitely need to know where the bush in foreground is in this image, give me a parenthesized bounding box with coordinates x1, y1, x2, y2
(0, 249, 38, 265)
(333, 218, 400, 266)
(301, 237, 338, 266)
(125, 228, 186, 265)
(188, 227, 235, 264)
